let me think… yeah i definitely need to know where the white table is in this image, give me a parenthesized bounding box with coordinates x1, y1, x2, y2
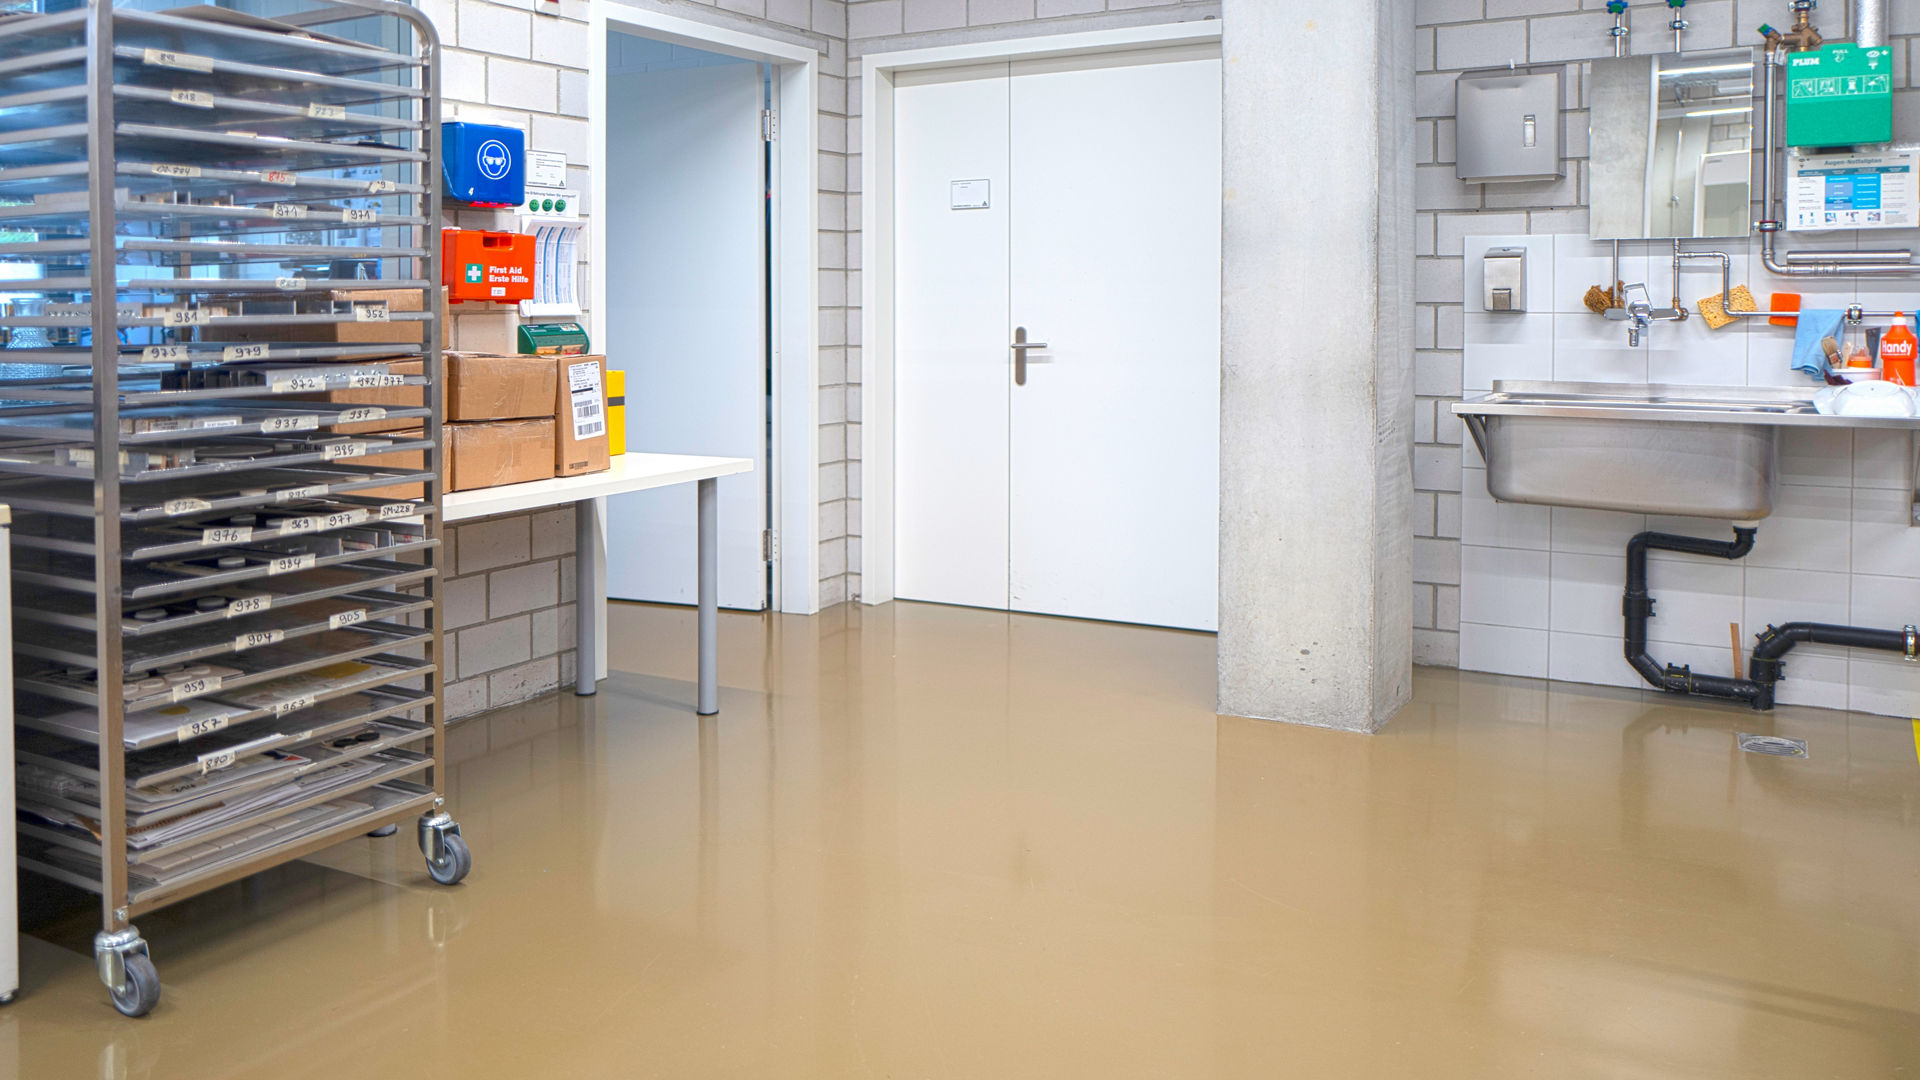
(443, 453, 753, 713)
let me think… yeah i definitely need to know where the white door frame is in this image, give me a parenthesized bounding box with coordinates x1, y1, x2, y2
(858, 21, 1224, 606)
(590, 1, 820, 637)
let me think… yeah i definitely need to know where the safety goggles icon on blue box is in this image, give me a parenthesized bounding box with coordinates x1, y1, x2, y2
(442, 122, 526, 208)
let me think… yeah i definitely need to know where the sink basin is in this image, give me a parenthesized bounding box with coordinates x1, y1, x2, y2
(1452, 381, 1920, 520)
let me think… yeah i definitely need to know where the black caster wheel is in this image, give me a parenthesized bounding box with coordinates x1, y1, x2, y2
(108, 954, 161, 1018)
(426, 833, 471, 886)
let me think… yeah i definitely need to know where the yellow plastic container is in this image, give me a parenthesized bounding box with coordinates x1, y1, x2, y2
(606, 368, 626, 456)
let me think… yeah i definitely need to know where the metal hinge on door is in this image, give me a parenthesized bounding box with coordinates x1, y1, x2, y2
(761, 109, 777, 141)
(762, 529, 777, 561)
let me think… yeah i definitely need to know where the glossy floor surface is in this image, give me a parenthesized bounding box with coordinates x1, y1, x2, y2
(9, 601, 1920, 1078)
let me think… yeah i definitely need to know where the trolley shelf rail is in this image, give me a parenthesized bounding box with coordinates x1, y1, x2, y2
(0, 0, 466, 1018)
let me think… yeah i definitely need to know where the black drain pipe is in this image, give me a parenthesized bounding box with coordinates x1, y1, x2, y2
(1622, 525, 1919, 709)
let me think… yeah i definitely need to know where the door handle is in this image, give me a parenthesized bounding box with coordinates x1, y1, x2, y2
(1011, 327, 1047, 386)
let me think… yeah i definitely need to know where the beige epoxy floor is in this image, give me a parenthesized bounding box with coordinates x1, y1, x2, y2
(8, 600, 1920, 1078)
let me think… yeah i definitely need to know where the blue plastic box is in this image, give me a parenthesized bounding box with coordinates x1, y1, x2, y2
(442, 122, 525, 207)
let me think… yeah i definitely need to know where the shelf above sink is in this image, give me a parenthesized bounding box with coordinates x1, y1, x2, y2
(1452, 381, 1920, 525)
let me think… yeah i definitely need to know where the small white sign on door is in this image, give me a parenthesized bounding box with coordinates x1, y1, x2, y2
(950, 179, 990, 210)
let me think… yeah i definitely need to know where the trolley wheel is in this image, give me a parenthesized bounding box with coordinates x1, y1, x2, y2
(366, 824, 398, 838)
(425, 833, 471, 886)
(108, 953, 161, 1018)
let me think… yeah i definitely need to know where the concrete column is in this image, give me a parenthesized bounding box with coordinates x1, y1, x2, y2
(1217, 0, 1416, 731)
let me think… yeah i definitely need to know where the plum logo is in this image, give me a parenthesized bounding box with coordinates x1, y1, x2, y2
(477, 139, 512, 181)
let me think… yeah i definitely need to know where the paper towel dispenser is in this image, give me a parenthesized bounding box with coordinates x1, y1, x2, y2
(1455, 69, 1563, 184)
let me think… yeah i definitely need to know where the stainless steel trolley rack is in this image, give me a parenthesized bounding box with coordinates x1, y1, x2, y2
(0, 0, 464, 1016)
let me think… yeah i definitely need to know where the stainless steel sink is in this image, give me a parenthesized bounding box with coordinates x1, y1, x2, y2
(1452, 381, 1920, 520)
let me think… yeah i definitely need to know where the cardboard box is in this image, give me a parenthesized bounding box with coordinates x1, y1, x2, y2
(553, 354, 610, 478)
(449, 419, 554, 492)
(446, 352, 557, 421)
(350, 428, 426, 501)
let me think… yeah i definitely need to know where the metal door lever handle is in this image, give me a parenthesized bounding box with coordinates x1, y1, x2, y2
(1010, 340, 1049, 349)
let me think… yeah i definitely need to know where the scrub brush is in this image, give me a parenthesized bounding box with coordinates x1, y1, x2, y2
(1583, 284, 1616, 315)
(1697, 284, 1758, 329)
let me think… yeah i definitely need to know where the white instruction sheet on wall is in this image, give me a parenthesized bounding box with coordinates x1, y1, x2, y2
(1786, 147, 1920, 231)
(567, 360, 605, 440)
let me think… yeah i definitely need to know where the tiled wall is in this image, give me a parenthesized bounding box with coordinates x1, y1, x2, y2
(1457, 232, 1920, 717)
(1413, 0, 1920, 670)
(417, 0, 849, 717)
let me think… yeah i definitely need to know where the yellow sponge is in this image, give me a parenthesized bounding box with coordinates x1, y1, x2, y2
(1697, 284, 1757, 329)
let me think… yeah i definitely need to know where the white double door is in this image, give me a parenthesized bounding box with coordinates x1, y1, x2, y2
(893, 47, 1222, 632)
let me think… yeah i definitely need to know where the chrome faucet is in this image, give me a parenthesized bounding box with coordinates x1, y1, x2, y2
(1604, 282, 1686, 346)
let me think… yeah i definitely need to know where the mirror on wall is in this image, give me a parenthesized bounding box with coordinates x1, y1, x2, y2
(1589, 48, 1756, 240)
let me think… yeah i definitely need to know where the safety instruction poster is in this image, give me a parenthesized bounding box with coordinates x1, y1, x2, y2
(1786, 148, 1920, 231)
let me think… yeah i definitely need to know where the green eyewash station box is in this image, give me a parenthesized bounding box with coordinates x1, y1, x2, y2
(1786, 43, 1894, 148)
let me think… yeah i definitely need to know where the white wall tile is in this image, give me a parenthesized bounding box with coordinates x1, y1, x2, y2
(1461, 622, 1550, 678)
(1547, 630, 1643, 690)
(1853, 429, 1913, 489)
(1852, 485, 1920, 575)
(1463, 312, 1554, 390)
(1744, 566, 1852, 629)
(1461, 465, 1552, 549)
(1642, 552, 1744, 647)
(1851, 572, 1920, 630)
(1645, 317, 1749, 386)
(1548, 551, 1621, 638)
(1554, 311, 1647, 382)
(1849, 654, 1920, 717)
(1779, 426, 1855, 488)
(1746, 483, 1852, 571)
(1461, 545, 1550, 629)
(1551, 506, 1646, 555)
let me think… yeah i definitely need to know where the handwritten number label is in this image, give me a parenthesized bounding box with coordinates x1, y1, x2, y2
(232, 628, 284, 651)
(260, 414, 318, 434)
(328, 608, 368, 630)
(176, 714, 230, 741)
(225, 595, 272, 618)
(200, 525, 253, 546)
(268, 553, 317, 575)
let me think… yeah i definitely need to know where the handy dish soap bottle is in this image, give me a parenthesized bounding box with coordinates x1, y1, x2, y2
(1881, 314, 1917, 387)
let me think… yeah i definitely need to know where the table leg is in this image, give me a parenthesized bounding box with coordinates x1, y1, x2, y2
(697, 476, 718, 716)
(575, 496, 597, 696)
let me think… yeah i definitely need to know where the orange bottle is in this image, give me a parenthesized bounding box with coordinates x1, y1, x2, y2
(1881, 314, 1917, 387)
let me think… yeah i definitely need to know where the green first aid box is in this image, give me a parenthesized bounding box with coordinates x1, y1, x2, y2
(1786, 44, 1894, 148)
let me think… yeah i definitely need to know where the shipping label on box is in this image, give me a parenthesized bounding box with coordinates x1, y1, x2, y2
(555, 355, 609, 477)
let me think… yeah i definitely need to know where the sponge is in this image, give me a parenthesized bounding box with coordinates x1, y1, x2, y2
(1583, 284, 1616, 315)
(1769, 292, 1802, 327)
(1698, 284, 1758, 329)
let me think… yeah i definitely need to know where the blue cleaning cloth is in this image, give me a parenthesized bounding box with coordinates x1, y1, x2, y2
(1791, 309, 1847, 379)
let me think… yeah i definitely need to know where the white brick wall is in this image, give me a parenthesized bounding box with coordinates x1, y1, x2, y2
(1411, 0, 1919, 670)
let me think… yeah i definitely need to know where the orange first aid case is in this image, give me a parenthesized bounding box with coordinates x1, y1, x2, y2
(442, 229, 534, 304)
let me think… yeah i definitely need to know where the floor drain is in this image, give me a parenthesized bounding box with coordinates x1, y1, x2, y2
(1737, 733, 1808, 759)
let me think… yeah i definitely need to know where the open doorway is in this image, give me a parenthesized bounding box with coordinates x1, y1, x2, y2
(602, 34, 773, 611)
(584, 3, 819, 687)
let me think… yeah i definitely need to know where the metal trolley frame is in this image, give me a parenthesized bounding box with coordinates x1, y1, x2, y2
(0, 0, 464, 1016)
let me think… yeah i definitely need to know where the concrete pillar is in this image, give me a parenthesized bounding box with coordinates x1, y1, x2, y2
(1217, 0, 1416, 732)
